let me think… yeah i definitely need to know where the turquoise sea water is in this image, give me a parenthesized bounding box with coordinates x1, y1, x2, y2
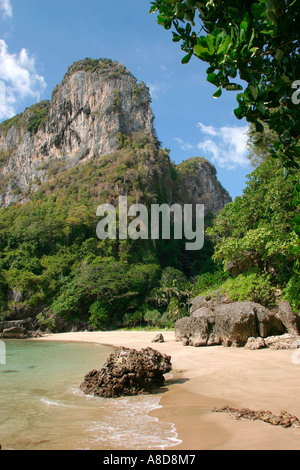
(0, 340, 180, 450)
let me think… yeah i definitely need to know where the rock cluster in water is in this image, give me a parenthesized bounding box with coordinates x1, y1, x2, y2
(79, 347, 172, 398)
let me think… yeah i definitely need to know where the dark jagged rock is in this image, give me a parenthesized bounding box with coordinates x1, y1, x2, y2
(79, 347, 172, 398)
(213, 406, 300, 428)
(152, 333, 164, 343)
(1, 326, 28, 339)
(0, 317, 32, 334)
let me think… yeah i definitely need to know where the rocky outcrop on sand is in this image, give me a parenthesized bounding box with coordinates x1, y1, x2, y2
(213, 406, 300, 428)
(175, 296, 300, 348)
(0, 318, 33, 339)
(79, 347, 172, 398)
(245, 333, 300, 350)
(152, 333, 164, 343)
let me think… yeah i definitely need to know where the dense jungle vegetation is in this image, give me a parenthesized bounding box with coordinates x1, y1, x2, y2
(0, 125, 299, 332)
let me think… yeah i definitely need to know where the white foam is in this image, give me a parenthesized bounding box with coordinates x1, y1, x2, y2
(83, 394, 182, 450)
(40, 398, 72, 408)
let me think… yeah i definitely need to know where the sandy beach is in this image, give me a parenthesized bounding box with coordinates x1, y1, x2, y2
(34, 329, 300, 450)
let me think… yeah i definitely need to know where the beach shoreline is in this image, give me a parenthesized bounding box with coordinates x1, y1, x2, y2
(33, 330, 300, 450)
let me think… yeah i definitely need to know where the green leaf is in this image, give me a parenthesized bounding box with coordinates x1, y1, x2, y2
(234, 106, 245, 120)
(281, 74, 292, 84)
(217, 35, 231, 55)
(292, 216, 300, 225)
(283, 167, 289, 179)
(206, 35, 215, 54)
(255, 121, 264, 133)
(185, 0, 195, 10)
(206, 72, 219, 86)
(157, 14, 167, 26)
(248, 85, 259, 100)
(181, 51, 193, 64)
(213, 87, 222, 98)
(250, 47, 259, 57)
(206, 66, 215, 74)
(172, 33, 182, 42)
(275, 49, 284, 61)
(194, 44, 209, 56)
(248, 29, 255, 49)
(240, 20, 249, 33)
(225, 83, 243, 91)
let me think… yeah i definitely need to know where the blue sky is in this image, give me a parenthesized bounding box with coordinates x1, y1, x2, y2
(0, 0, 252, 200)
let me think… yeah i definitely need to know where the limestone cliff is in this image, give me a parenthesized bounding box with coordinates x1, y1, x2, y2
(0, 58, 231, 214)
(0, 59, 154, 207)
(175, 157, 232, 214)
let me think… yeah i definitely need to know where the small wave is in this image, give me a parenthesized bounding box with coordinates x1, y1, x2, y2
(40, 398, 72, 408)
(84, 394, 182, 450)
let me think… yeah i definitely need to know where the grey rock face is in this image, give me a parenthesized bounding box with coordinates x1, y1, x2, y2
(0, 60, 232, 218)
(175, 157, 232, 215)
(175, 300, 292, 348)
(0, 317, 32, 333)
(0, 59, 154, 208)
(2, 326, 27, 339)
(275, 300, 300, 336)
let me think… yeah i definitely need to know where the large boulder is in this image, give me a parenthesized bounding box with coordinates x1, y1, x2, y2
(175, 301, 287, 348)
(176, 310, 218, 347)
(190, 294, 223, 314)
(275, 301, 300, 336)
(213, 302, 264, 347)
(0, 318, 32, 334)
(79, 347, 172, 398)
(1, 326, 28, 339)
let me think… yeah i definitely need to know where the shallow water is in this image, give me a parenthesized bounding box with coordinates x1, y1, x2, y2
(0, 340, 180, 450)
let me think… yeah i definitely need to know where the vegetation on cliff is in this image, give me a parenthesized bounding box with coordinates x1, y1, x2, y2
(196, 151, 300, 310)
(0, 51, 298, 332)
(148, 1, 299, 312)
(0, 100, 50, 136)
(0, 131, 216, 330)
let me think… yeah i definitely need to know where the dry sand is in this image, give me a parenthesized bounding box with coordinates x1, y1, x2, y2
(35, 330, 300, 450)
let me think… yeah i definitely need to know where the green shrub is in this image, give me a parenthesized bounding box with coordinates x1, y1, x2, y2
(37, 310, 58, 332)
(88, 301, 110, 330)
(144, 309, 162, 327)
(192, 270, 229, 296)
(283, 275, 300, 312)
(218, 272, 277, 307)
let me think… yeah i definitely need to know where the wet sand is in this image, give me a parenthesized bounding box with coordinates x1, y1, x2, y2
(35, 330, 300, 450)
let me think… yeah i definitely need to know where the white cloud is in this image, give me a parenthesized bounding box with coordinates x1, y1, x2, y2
(174, 122, 250, 170)
(147, 81, 169, 100)
(0, 39, 46, 120)
(197, 122, 250, 169)
(197, 139, 220, 161)
(174, 137, 194, 151)
(196, 122, 218, 136)
(0, 0, 12, 18)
